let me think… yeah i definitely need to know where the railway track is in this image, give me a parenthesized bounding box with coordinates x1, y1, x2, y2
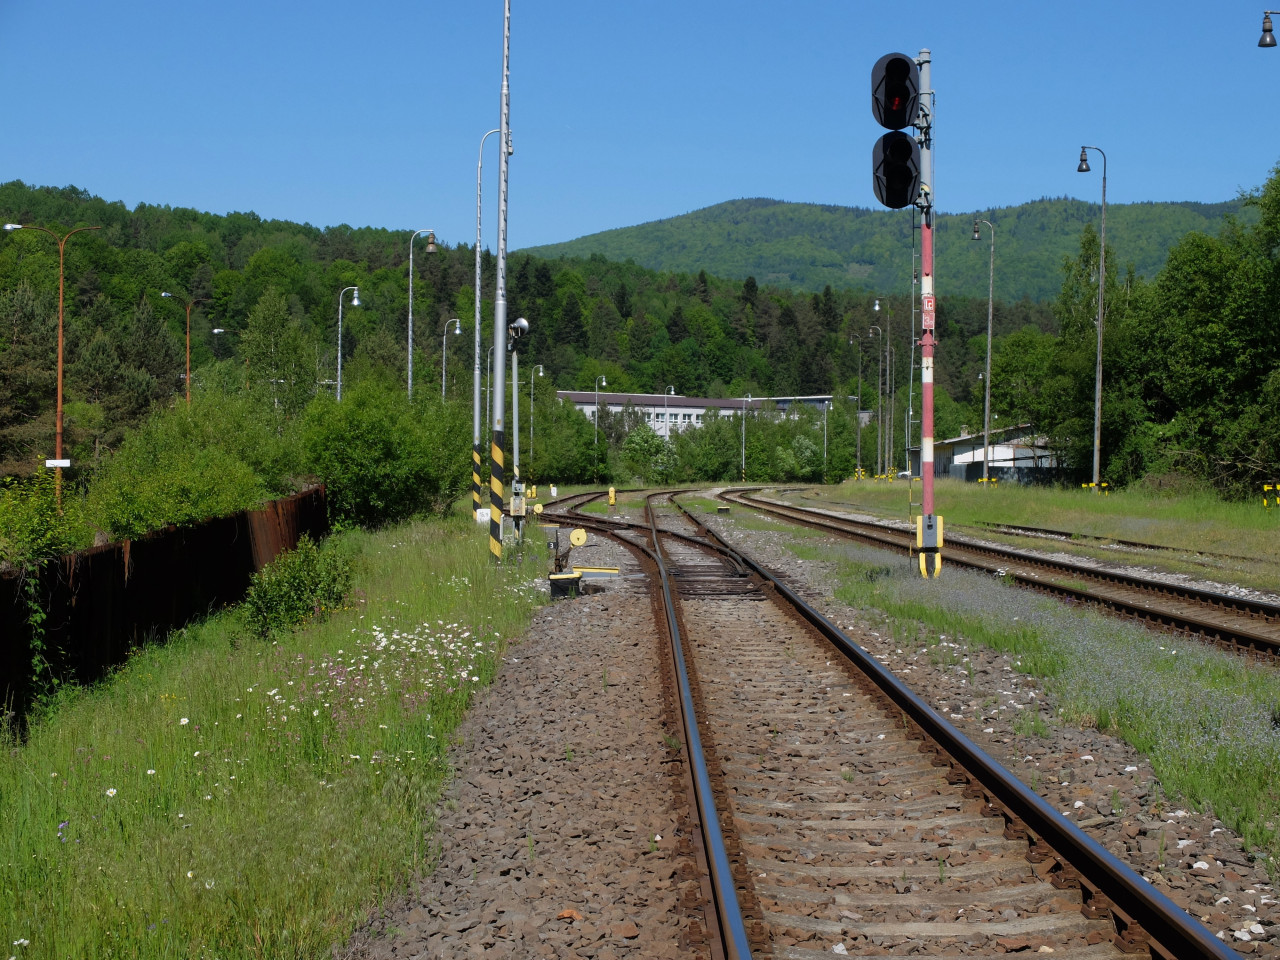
(719, 488, 1280, 660)
(545, 492, 1235, 960)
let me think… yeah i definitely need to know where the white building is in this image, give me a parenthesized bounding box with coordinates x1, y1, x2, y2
(556, 392, 864, 436)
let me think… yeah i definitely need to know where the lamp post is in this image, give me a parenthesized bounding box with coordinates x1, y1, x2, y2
(972, 218, 996, 483)
(1261, 10, 1279, 45)
(823, 400, 830, 479)
(850, 333, 864, 478)
(530, 364, 543, 481)
(664, 385, 675, 438)
(441, 318, 461, 398)
(487, 0, 514, 561)
(874, 298, 892, 478)
(474, 128, 506, 519)
(594, 375, 607, 444)
(1077, 145, 1106, 492)
(161, 291, 210, 405)
(4, 222, 101, 507)
(867, 323, 883, 475)
(337, 285, 360, 402)
(741, 393, 752, 481)
(407, 228, 437, 399)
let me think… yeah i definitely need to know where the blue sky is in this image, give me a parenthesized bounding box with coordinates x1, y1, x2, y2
(3, 1, 1277, 251)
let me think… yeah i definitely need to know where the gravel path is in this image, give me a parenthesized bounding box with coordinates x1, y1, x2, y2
(340, 531, 710, 959)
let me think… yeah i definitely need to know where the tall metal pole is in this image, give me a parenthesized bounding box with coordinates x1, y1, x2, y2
(474, 129, 500, 519)
(407, 228, 435, 399)
(442, 318, 460, 398)
(337, 286, 358, 403)
(869, 322, 882, 475)
(4, 224, 100, 509)
(530, 364, 542, 481)
(489, 0, 512, 560)
(917, 47, 941, 576)
(852, 333, 863, 478)
(1079, 145, 1107, 492)
(974, 218, 995, 483)
(511, 346, 519, 484)
(741, 394, 751, 481)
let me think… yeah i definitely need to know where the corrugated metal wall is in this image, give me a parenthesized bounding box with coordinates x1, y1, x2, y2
(1, 486, 327, 729)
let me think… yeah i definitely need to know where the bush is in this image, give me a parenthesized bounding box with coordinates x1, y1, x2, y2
(301, 381, 471, 528)
(0, 472, 91, 570)
(86, 393, 301, 539)
(243, 534, 352, 639)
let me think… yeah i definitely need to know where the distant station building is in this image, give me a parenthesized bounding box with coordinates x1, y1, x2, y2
(909, 423, 1058, 482)
(556, 392, 865, 435)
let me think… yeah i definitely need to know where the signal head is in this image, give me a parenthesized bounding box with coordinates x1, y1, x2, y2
(871, 52, 920, 130)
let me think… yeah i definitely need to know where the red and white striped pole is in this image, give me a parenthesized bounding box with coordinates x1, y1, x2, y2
(915, 48, 942, 577)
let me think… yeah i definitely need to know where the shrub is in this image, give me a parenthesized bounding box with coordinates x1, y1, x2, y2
(0, 472, 91, 570)
(243, 534, 352, 639)
(301, 381, 470, 528)
(86, 393, 300, 539)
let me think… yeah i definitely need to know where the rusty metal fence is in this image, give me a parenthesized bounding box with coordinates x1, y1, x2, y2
(2, 486, 327, 727)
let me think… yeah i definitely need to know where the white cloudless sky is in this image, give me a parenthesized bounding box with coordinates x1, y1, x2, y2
(3, 1, 1277, 250)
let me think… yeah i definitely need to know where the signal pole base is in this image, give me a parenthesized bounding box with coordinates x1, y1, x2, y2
(916, 513, 943, 579)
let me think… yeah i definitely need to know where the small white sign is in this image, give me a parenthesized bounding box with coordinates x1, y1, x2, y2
(475, 507, 491, 525)
(45, 459, 71, 468)
(550, 485, 558, 498)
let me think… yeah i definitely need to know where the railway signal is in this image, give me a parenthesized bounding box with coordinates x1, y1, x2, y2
(869, 49, 941, 577)
(871, 53, 922, 209)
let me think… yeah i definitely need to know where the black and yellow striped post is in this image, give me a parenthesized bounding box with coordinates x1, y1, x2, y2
(472, 442, 484, 520)
(489, 432, 505, 560)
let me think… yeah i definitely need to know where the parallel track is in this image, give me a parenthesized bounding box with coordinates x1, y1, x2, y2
(720, 488, 1280, 660)
(544, 491, 1235, 960)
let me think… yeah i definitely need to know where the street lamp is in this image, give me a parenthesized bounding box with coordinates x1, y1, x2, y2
(1261, 11, 1279, 45)
(4, 222, 101, 507)
(407, 228, 437, 398)
(337, 285, 360, 402)
(664, 385, 675, 438)
(1077, 145, 1106, 491)
(850, 333, 864, 478)
(441, 318, 461, 398)
(530, 364, 543, 481)
(594, 375, 607, 444)
(823, 400, 830, 479)
(873, 299, 892, 476)
(161, 291, 211, 405)
(474, 128, 507, 518)
(741, 393, 752, 481)
(972, 218, 996, 483)
(867, 323, 883, 475)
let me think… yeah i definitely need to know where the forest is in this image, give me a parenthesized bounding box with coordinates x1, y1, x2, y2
(521, 195, 1253, 302)
(1, 162, 1278, 564)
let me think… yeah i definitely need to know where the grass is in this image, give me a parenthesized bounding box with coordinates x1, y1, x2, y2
(788, 478, 1280, 593)
(0, 516, 546, 959)
(772, 529, 1280, 868)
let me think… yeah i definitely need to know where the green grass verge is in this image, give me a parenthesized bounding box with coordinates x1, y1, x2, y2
(788, 479, 1280, 593)
(1, 517, 546, 958)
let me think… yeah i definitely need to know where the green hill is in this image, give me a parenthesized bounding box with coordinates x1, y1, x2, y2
(519, 196, 1251, 302)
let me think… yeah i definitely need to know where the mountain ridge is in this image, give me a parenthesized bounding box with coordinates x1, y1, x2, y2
(518, 195, 1251, 302)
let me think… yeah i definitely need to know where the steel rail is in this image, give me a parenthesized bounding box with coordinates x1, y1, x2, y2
(672, 492, 1239, 960)
(542, 493, 753, 959)
(722, 489, 1280, 656)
